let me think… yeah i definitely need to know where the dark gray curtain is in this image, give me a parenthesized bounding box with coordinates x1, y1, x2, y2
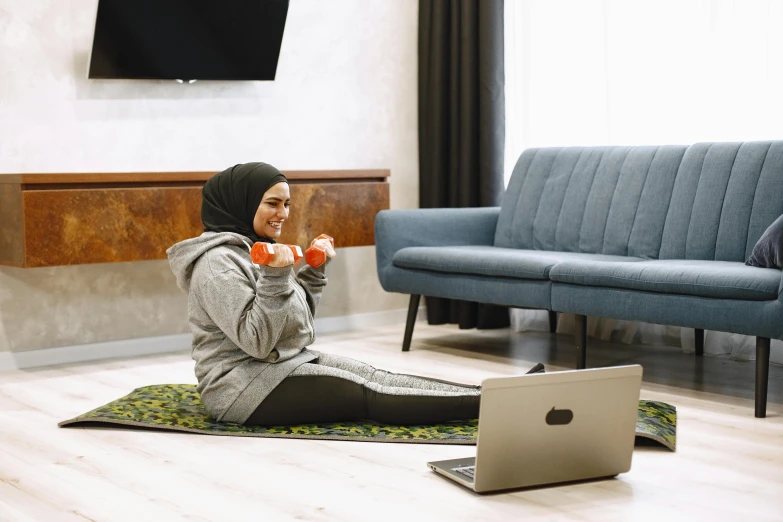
(418, 0, 508, 329)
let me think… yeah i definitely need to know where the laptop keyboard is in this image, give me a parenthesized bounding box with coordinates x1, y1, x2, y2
(453, 466, 475, 480)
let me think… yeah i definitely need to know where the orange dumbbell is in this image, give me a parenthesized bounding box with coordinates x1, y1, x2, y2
(250, 242, 303, 266)
(305, 234, 334, 268)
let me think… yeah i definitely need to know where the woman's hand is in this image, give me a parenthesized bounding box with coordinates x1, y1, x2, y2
(310, 236, 336, 259)
(268, 243, 296, 267)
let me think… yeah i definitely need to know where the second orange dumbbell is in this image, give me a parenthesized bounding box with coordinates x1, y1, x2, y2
(250, 242, 303, 266)
(305, 234, 334, 268)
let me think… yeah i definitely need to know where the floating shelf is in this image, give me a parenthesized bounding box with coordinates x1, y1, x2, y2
(0, 170, 390, 267)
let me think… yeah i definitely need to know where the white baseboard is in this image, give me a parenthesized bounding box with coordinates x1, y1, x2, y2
(0, 307, 425, 371)
(0, 333, 193, 372)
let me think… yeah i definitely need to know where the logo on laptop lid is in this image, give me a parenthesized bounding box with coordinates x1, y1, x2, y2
(545, 407, 573, 425)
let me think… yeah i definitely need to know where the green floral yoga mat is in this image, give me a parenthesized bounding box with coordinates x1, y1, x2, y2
(58, 384, 676, 450)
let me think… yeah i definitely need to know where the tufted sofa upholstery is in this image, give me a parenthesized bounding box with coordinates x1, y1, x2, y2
(375, 141, 783, 418)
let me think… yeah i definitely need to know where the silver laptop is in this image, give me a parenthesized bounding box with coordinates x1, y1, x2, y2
(428, 365, 643, 493)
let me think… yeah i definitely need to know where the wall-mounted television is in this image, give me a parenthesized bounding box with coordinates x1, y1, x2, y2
(88, 0, 290, 81)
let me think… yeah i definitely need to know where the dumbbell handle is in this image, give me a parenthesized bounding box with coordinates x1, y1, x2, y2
(250, 243, 303, 266)
(305, 234, 334, 268)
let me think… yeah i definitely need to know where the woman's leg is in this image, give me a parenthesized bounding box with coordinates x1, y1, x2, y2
(313, 352, 481, 393)
(361, 380, 481, 425)
(244, 361, 480, 427)
(245, 373, 365, 426)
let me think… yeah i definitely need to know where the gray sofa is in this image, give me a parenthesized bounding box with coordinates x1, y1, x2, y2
(375, 141, 783, 418)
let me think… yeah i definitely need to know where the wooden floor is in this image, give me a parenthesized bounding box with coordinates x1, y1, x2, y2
(1, 323, 782, 521)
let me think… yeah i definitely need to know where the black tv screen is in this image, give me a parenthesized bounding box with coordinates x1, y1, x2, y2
(88, 0, 289, 81)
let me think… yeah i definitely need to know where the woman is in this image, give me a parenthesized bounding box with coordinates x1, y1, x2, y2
(167, 162, 484, 426)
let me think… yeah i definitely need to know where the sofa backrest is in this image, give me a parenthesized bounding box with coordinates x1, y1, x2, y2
(494, 141, 783, 262)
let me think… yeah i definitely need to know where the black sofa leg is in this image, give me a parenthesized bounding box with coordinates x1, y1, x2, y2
(695, 328, 704, 356)
(575, 314, 587, 369)
(548, 311, 558, 333)
(756, 336, 770, 418)
(402, 294, 421, 352)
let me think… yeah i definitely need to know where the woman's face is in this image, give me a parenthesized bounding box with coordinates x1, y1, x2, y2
(253, 182, 290, 239)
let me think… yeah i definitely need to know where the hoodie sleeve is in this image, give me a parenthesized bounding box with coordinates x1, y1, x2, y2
(295, 258, 330, 316)
(198, 254, 295, 360)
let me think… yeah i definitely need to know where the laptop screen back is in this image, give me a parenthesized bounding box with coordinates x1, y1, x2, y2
(473, 365, 642, 492)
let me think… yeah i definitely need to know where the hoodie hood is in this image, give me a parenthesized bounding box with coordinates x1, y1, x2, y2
(167, 232, 251, 293)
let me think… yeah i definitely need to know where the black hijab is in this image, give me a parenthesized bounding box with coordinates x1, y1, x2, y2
(201, 162, 288, 244)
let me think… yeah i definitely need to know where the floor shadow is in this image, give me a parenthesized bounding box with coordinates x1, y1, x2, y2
(412, 328, 783, 405)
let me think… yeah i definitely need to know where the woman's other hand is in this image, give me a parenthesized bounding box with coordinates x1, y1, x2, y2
(310, 236, 336, 259)
(268, 243, 296, 267)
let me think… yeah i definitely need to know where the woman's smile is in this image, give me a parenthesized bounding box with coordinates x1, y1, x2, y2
(265, 220, 284, 233)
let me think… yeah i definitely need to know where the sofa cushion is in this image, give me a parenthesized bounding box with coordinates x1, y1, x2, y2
(550, 259, 782, 301)
(495, 145, 687, 258)
(393, 246, 643, 280)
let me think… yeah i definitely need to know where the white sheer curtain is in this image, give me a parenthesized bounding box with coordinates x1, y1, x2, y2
(504, 0, 783, 364)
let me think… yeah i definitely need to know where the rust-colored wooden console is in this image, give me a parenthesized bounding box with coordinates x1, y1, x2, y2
(0, 170, 389, 267)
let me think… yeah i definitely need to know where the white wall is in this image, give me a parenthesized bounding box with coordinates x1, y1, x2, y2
(0, 0, 418, 353)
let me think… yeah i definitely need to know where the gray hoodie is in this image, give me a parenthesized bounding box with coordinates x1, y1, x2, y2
(166, 231, 328, 424)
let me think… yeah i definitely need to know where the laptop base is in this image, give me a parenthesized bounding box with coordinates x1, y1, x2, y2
(428, 457, 477, 490)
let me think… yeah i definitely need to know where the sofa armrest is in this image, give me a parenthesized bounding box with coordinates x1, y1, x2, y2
(374, 207, 500, 286)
